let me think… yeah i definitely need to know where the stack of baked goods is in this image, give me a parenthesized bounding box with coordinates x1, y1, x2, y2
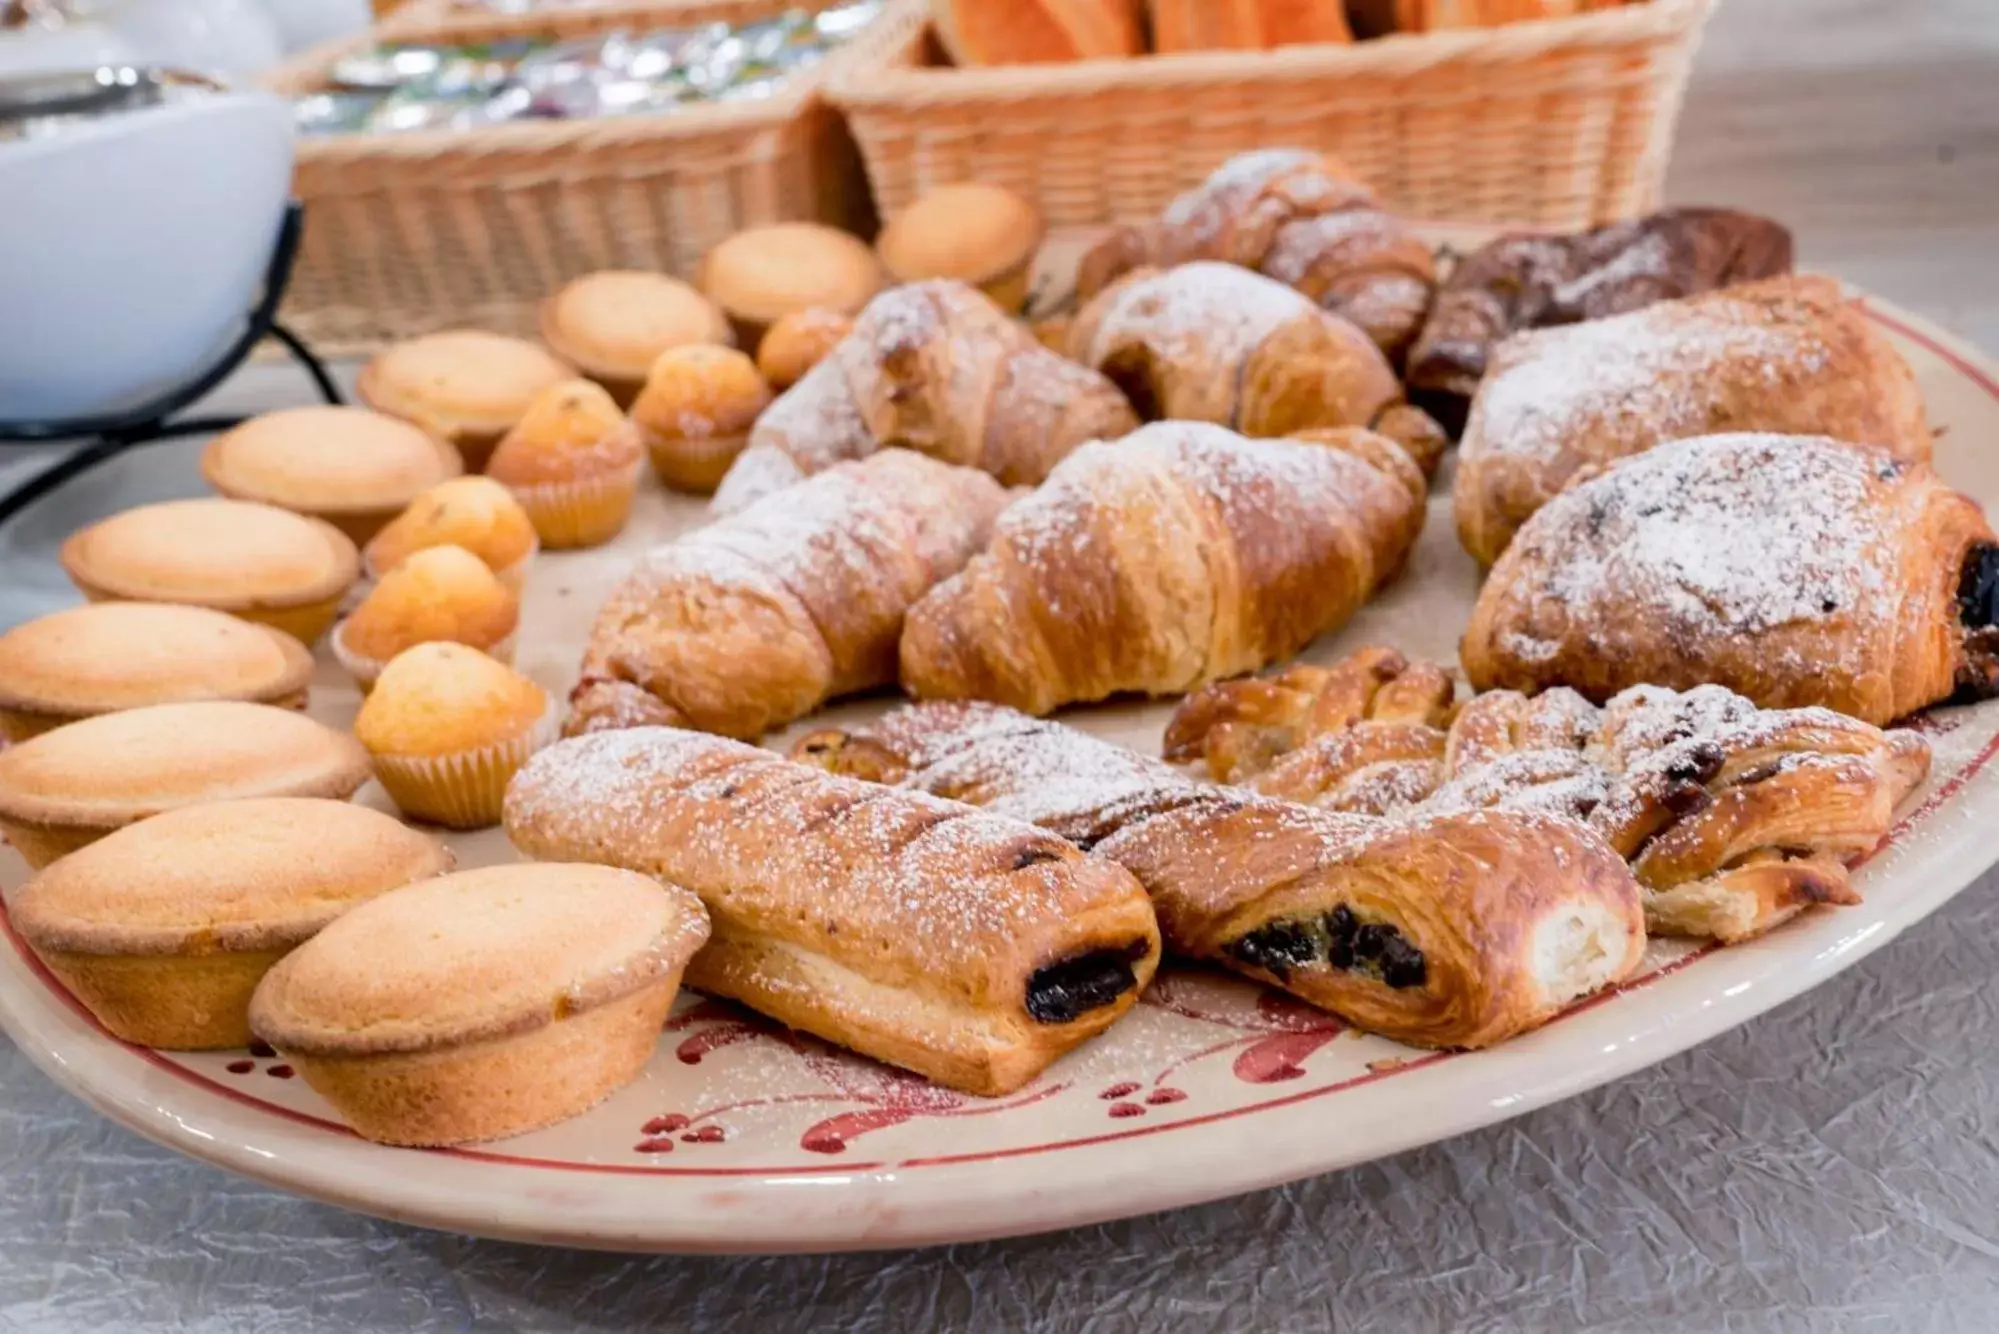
(3, 145, 1986, 1157)
(930, 0, 1643, 65)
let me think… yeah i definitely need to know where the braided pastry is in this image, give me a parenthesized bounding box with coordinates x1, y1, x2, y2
(1167, 649, 1934, 943)
(1075, 150, 1438, 364)
(899, 422, 1428, 716)
(1462, 433, 1999, 724)
(793, 702, 1645, 1050)
(712, 280, 1138, 514)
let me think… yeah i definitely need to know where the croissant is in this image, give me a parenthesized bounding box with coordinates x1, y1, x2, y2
(1462, 432, 1999, 725)
(1405, 207, 1794, 406)
(1147, 0, 1354, 51)
(570, 449, 1006, 741)
(506, 728, 1161, 1096)
(1075, 149, 1438, 364)
(791, 702, 1646, 1049)
(711, 280, 1139, 514)
(899, 421, 1428, 716)
(1454, 274, 1933, 565)
(933, 0, 1145, 66)
(1168, 647, 1934, 943)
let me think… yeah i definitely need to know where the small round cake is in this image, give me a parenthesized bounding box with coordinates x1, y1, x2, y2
(698, 222, 885, 349)
(756, 308, 855, 391)
(356, 331, 572, 469)
(484, 379, 644, 550)
(59, 498, 360, 645)
(354, 642, 554, 829)
(13, 798, 451, 1049)
(331, 545, 520, 691)
(0, 602, 314, 742)
(877, 183, 1044, 313)
(363, 475, 539, 593)
(630, 345, 773, 494)
(201, 406, 464, 544)
(541, 270, 733, 405)
(249, 862, 710, 1146)
(0, 701, 370, 868)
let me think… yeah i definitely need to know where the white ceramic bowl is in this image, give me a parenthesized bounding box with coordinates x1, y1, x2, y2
(0, 85, 294, 423)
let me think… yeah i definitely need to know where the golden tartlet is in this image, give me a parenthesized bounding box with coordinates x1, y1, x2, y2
(362, 476, 539, 593)
(356, 331, 572, 469)
(0, 602, 314, 742)
(201, 406, 464, 545)
(330, 545, 520, 691)
(629, 345, 773, 494)
(877, 183, 1045, 314)
(60, 498, 360, 646)
(756, 307, 856, 390)
(249, 862, 711, 1146)
(13, 798, 451, 1049)
(354, 643, 554, 829)
(484, 379, 644, 550)
(0, 701, 370, 869)
(541, 270, 733, 405)
(698, 222, 886, 348)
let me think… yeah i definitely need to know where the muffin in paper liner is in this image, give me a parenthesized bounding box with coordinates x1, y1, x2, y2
(363, 540, 537, 600)
(368, 700, 560, 830)
(330, 621, 520, 695)
(504, 458, 642, 551)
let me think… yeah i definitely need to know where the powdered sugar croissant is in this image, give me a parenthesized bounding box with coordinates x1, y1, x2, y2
(1454, 274, 1931, 565)
(1075, 149, 1437, 364)
(1167, 647, 1934, 943)
(1461, 432, 1999, 725)
(899, 421, 1428, 716)
(793, 702, 1646, 1050)
(712, 280, 1138, 514)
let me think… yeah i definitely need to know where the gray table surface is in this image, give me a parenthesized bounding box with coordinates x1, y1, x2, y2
(6, 3, 1999, 1329)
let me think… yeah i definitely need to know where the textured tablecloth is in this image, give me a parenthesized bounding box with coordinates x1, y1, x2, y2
(7, 3, 1999, 1322)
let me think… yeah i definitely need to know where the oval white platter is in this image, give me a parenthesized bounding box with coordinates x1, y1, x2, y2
(2, 293, 1997, 1255)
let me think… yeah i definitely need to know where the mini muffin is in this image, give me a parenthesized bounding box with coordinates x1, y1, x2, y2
(331, 545, 520, 692)
(60, 498, 359, 645)
(541, 270, 734, 406)
(201, 406, 464, 545)
(248, 863, 710, 1146)
(756, 308, 856, 391)
(354, 642, 555, 829)
(0, 602, 314, 743)
(0, 701, 370, 869)
(363, 476, 539, 595)
(629, 346, 774, 494)
(357, 331, 573, 470)
(484, 379, 644, 550)
(13, 799, 451, 1049)
(698, 222, 886, 350)
(877, 184, 1044, 314)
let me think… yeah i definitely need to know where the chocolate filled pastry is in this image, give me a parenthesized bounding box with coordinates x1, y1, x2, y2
(1406, 207, 1794, 404)
(792, 703, 1647, 1050)
(1462, 433, 1998, 725)
(569, 449, 1007, 741)
(504, 728, 1161, 1097)
(1171, 647, 1934, 943)
(1453, 274, 1932, 565)
(899, 422, 1429, 716)
(712, 280, 1138, 515)
(1067, 262, 1448, 473)
(1074, 149, 1438, 365)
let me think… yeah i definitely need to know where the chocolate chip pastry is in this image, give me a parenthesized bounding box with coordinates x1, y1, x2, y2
(792, 702, 1646, 1051)
(1168, 649, 1934, 944)
(504, 728, 1160, 1097)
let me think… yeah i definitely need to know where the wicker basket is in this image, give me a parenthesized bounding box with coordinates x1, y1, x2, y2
(830, 0, 1716, 232)
(263, 0, 908, 355)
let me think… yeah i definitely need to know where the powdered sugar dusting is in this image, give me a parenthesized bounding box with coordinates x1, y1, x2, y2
(1081, 263, 1310, 376)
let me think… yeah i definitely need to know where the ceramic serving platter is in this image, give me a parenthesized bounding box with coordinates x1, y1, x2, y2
(2, 293, 1996, 1254)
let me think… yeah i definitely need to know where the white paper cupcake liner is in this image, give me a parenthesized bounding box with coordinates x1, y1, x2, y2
(370, 701, 560, 829)
(506, 457, 642, 550)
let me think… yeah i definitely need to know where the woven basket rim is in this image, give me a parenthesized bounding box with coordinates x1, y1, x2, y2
(830, 0, 1716, 106)
(265, 0, 916, 162)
